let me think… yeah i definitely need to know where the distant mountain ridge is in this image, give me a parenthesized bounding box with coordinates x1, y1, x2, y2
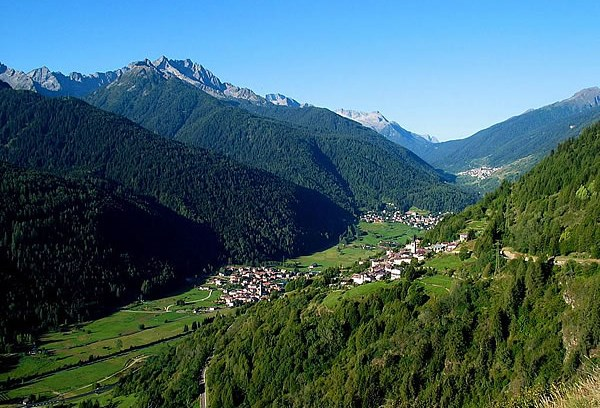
(265, 93, 303, 107)
(0, 62, 126, 97)
(0, 57, 305, 106)
(420, 87, 600, 173)
(335, 109, 438, 156)
(86, 63, 474, 213)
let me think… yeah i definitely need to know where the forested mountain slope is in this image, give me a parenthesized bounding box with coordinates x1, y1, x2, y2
(427, 121, 600, 258)
(86, 61, 473, 212)
(114, 123, 600, 407)
(420, 88, 600, 173)
(0, 88, 351, 263)
(0, 162, 219, 350)
(116, 262, 599, 407)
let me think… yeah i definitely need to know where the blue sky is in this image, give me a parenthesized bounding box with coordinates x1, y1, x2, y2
(2, 0, 600, 140)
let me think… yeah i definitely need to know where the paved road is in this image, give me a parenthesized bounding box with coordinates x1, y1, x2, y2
(199, 365, 208, 408)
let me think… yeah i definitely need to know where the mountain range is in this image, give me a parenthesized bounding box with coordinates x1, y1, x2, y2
(0, 56, 300, 107)
(5, 56, 599, 190)
(83, 57, 472, 212)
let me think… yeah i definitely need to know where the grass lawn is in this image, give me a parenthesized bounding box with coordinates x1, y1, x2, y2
(289, 222, 421, 270)
(419, 275, 453, 296)
(5, 342, 172, 402)
(322, 281, 392, 308)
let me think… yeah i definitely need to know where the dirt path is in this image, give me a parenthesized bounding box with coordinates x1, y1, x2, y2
(165, 289, 213, 312)
(502, 247, 600, 265)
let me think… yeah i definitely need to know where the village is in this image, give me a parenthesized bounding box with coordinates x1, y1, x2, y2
(207, 266, 304, 307)
(458, 166, 501, 180)
(349, 232, 468, 284)
(204, 229, 469, 307)
(360, 207, 445, 230)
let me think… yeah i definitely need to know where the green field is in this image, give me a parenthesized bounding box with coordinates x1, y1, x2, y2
(4, 342, 171, 403)
(408, 206, 430, 215)
(357, 221, 422, 247)
(465, 219, 488, 232)
(322, 274, 455, 309)
(1, 284, 225, 405)
(322, 281, 392, 308)
(418, 275, 454, 296)
(424, 254, 463, 271)
(289, 222, 421, 270)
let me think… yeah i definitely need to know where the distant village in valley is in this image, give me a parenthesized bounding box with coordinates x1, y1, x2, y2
(200, 205, 471, 308)
(457, 166, 501, 180)
(207, 267, 301, 307)
(360, 206, 446, 230)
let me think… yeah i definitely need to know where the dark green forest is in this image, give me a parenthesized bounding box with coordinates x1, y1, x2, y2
(0, 87, 352, 263)
(0, 162, 219, 350)
(86, 67, 474, 212)
(115, 261, 599, 407)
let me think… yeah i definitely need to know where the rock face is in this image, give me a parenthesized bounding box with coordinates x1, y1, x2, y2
(0, 62, 127, 97)
(150, 56, 268, 104)
(265, 93, 302, 107)
(335, 109, 437, 156)
(553, 87, 600, 110)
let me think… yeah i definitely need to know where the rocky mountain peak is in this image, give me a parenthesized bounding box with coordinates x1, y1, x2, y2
(265, 93, 302, 107)
(565, 87, 600, 107)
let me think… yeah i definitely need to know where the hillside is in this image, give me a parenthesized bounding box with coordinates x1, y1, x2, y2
(0, 162, 220, 350)
(86, 58, 474, 212)
(115, 261, 599, 407)
(426, 121, 600, 258)
(420, 88, 600, 174)
(112, 123, 600, 407)
(0, 87, 352, 263)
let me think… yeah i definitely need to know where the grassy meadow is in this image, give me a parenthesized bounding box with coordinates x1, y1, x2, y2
(289, 221, 421, 270)
(0, 285, 224, 405)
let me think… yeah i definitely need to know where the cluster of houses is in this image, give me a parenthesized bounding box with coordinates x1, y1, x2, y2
(349, 234, 467, 285)
(361, 209, 445, 230)
(458, 166, 501, 180)
(210, 267, 298, 307)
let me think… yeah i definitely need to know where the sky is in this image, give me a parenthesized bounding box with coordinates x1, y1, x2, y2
(2, 0, 600, 141)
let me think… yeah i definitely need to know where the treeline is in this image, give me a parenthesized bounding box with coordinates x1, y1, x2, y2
(86, 69, 474, 213)
(425, 122, 600, 258)
(0, 162, 218, 350)
(114, 260, 600, 407)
